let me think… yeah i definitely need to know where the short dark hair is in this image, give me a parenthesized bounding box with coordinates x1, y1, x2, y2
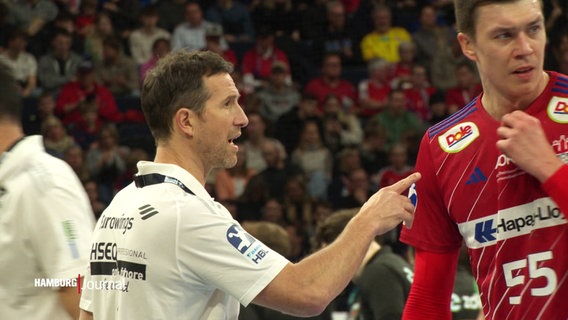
(0, 63, 22, 123)
(141, 50, 233, 142)
(454, 0, 543, 38)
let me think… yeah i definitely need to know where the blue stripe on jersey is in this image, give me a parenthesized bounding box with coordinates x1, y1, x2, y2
(556, 74, 568, 84)
(554, 81, 568, 89)
(552, 88, 568, 94)
(428, 97, 478, 138)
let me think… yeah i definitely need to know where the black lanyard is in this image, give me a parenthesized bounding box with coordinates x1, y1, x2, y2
(134, 173, 195, 195)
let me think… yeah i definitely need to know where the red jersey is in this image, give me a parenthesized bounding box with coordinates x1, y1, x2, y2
(241, 47, 289, 80)
(304, 77, 358, 112)
(401, 71, 568, 320)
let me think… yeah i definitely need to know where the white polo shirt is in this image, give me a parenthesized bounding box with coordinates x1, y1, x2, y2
(0, 136, 95, 320)
(80, 161, 289, 319)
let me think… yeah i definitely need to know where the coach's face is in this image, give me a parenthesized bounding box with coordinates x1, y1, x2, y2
(194, 73, 248, 169)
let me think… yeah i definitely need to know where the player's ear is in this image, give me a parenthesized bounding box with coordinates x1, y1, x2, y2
(458, 32, 477, 61)
(174, 107, 195, 138)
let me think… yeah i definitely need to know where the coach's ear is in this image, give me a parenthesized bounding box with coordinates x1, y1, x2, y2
(175, 107, 195, 138)
(458, 32, 477, 62)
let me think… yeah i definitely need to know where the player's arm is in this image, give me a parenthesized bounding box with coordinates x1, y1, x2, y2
(402, 248, 460, 320)
(253, 173, 420, 316)
(496, 110, 567, 215)
(79, 309, 93, 320)
(59, 284, 81, 319)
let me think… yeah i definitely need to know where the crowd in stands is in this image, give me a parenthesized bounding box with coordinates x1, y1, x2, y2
(1, 0, 567, 316)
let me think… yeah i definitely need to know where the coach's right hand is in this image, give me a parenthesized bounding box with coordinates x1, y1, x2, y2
(359, 172, 421, 235)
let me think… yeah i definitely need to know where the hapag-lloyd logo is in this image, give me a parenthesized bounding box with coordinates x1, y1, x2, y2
(438, 122, 480, 153)
(547, 96, 568, 123)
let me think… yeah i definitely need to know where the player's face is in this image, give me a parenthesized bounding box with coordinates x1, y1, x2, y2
(458, 0, 546, 103)
(196, 73, 248, 170)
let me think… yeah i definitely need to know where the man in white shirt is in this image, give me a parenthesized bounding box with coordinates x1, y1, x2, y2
(0, 63, 95, 319)
(79, 50, 420, 319)
(171, 1, 226, 52)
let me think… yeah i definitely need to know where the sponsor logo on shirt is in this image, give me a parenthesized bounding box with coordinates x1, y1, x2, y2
(98, 214, 134, 234)
(495, 154, 525, 181)
(466, 167, 487, 185)
(438, 122, 480, 153)
(457, 198, 566, 249)
(226, 224, 269, 264)
(547, 96, 568, 123)
(90, 242, 147, 280)
(552, 135, 568, 164)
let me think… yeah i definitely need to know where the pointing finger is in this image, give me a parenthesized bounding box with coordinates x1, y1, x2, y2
(385, 172, 422, 194)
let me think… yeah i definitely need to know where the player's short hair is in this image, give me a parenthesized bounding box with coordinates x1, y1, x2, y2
(141, 50, 233, 142)
(0, 63, 22, 123)
(454, 0, 543, 39)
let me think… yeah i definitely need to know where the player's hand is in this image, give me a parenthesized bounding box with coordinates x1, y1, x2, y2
(496, 110, 563, 182)
(359, 172, 421, 235)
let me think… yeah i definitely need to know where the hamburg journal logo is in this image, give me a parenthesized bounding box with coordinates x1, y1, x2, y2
(547, 96, 568, 123)
(438, 122, 480, 153)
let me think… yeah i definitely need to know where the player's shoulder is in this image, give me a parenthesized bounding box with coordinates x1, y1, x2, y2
(426, 97, 480, 139)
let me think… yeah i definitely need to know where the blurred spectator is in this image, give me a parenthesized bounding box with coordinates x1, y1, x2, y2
(336, 167, 373, 209)
(312, 209, 413, 319)
(275, 92, 321, 155)
(558, 47, 568, 75)
(22, 90, 56, 134)
(68, 99, 103, 150)
(445, 61, 482, 114)
(171, 2, 226, 52)
(236, 171, 270, 221)
(56, 59, 143, 128)
(358, 124, 389, 177)
(304, 52, 358, 113)
(0, 2, 14, 51)
(96, 36, 139, 97)
(312, 199, 333, 230)
(367, 88, 424, 149)
(412, 4, 455, 73)
(0, 29, 37, 97)
(156, 0, 187, 33)
(374, 143, 413, 189)
(260, 198, 286, 225)
(86, 123, 127, 204)
(291, 120, 333, 199)
(205, 0, 255, 42)
(283, 175, 316, 229)
(428, 90, 449, 126)
(37, 29, 82, 93)
(41, 115, 76, 158)
(402, 64, 437, 122)
(546, 29, 568, 73)
(84, 12, 116, 64)
(83, 179, 106, 219)
(8, 0, 58, 37)
(360, 5, 411, 63)
(214, 142, 256, 201)
(101, 0, 140, 45)
(255, 61, 300, 123)
(298, 0, 327, 41)
(129, 6, 171, 66)
(321, 93, 363, 153)
(390, 41, 416, 89)
(285, 222, 310, 262)
(113, 147, 150, 192)
(74, 0, 98, 38)
(140, 37, 171, 84)
(358, 58, 392, 118)
(243, 112, 284, 172)
(327, 146, 364, 208)
(249, 138, 302, 201)
(202, 24, 238, 66)
(250, 0, 298, 39)
(29, 12, 85, 58)
(545, 0, 568, 36)
(241, 25, 290, 92)
(311, 0, 361, 66)
(63, 144, 91, 182)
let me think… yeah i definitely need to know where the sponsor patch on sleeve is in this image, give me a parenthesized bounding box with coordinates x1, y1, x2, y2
(438, 122, 480, 153)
